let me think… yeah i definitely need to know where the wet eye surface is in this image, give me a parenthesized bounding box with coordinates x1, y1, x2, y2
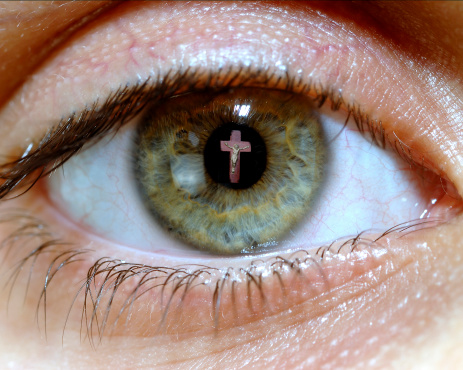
(47, 80, 459, 259)
(135, 88, 324, 254)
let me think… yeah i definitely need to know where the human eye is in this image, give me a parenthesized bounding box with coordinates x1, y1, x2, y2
(1, 1, 463, 368)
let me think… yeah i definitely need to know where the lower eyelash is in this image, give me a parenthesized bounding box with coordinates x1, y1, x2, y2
(0, 208, 445, 343)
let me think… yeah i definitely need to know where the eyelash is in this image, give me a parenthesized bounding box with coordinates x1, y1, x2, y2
(0, 64, 437, 201)
(1, 208, 438, 342)
(0, 64, 451, 341)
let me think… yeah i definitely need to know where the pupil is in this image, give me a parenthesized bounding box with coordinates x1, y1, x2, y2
(204, 123, 267, 189)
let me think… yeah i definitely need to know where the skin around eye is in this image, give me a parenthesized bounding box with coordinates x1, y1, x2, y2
(1, 1, 463, 369)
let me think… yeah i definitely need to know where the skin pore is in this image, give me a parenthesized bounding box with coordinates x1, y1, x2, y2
(1, 1, 463, 368)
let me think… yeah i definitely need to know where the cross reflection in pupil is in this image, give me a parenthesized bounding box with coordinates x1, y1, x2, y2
(220, 130, 251, 183)
(204, 123, 267, 189)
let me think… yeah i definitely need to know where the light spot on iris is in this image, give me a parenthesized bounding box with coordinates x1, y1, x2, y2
(234, 104, 251, 117)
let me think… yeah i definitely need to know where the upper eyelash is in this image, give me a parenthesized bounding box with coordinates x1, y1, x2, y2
(0, 63, 416, 202)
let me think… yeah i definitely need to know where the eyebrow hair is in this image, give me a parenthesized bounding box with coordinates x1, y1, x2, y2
(0, 65, 390, 201)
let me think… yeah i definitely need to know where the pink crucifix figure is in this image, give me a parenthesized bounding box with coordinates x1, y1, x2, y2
(220, 130, 251, 183)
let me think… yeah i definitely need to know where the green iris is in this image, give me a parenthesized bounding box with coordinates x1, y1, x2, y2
(134, 88, 325, 254)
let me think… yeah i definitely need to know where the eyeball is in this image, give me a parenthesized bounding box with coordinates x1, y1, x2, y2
(135, 88, 325, 254)
(47, 81, 459, 259)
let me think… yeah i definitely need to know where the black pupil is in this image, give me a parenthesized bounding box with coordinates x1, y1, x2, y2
(204, 123, 267, 189)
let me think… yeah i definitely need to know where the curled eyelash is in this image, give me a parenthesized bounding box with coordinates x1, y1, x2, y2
(0, 210, 89, 338)
(0, 210, 443, 346)
(0, 65, 443, 201)
(70, 218, 446, 344)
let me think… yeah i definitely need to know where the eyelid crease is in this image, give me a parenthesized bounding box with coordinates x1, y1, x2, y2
(0, 65, 446, 202)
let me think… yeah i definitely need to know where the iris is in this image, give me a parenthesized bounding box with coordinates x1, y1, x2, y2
(135, 88, 326, 254)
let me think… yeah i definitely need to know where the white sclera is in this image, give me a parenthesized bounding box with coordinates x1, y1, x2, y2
(48, 106, 432, 256)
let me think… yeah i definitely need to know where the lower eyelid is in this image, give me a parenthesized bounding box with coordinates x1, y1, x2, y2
(5, 202, 463, 368)
(2, 122, 463, 367)
(0, 189, 438, 340)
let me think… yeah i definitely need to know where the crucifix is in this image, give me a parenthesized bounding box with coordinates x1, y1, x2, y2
(220, 130, 251, 183)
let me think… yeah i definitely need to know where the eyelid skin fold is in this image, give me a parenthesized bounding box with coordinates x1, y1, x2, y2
(1, 2, 463, 368)
(0, 1, 117, 106)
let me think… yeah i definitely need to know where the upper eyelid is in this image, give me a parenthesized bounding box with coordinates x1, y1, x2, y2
(0, 1, 461, 192)
(0, 67, 373, 201)
(0, 66, 451, 206)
